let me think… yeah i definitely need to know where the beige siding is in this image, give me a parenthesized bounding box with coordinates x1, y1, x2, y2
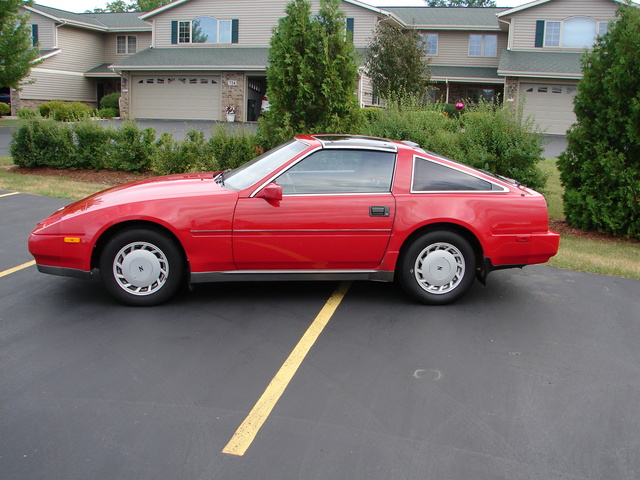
(508, 0, 618, 52)
(104, 32, 153, 64)
(25, 11, 57, 49)
(43, 27, 105, 71)
(21, 26, 105, 103)
(425, 31, 508, 68)
(20, 69, 96, 102)
(337, 2, 384, 47)
(151, 0, 381, 48)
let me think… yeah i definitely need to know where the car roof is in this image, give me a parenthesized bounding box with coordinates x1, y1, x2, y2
(309, 134, 399, 153)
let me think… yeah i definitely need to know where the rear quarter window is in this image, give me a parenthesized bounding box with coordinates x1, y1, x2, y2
(412, 157, 499, 192)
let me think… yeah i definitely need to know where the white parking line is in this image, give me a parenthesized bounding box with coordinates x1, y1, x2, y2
(0, 192, 20, 198)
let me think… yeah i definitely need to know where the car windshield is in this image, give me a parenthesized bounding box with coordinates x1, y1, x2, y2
(221, 140, 309, 191)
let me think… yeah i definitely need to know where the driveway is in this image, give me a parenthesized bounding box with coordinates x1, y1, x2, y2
(1, 190, 639, 480)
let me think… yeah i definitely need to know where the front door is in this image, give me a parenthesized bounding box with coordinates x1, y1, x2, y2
(232, 149, 396, 270)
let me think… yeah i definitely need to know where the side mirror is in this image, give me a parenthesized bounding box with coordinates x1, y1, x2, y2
(256, 182, 283, 202)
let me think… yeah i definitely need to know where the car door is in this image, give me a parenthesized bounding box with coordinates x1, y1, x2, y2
(232, 149, 396, 270)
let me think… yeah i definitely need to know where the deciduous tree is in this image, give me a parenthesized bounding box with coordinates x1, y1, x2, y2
(0, 0, 42, 90)
(91, 0, 171, 13)
(364, 22, 430, 101)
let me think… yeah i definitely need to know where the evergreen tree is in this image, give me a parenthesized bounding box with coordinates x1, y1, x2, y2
(259, 0, 359, 147)
(0, 0, 42, 90)
(557, 4, 640, 239)
(364, 22, 431, 101)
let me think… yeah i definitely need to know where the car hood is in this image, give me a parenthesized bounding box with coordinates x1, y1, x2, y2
(56, 172, 229, 219)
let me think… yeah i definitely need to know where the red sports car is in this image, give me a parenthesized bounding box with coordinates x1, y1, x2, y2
(29, 135, 559, 306)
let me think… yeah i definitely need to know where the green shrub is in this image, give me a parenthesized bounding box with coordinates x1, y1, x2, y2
(109, 121, 155, 172)
(38, 100, 94, 122)
(359, 100, 547, 191)
(10, 119, 74, 168)
(359, 100, 453, 148)
(0, 102, 10, 116)
(152, 130, 217, 175)
(99, 93, 120, 111)
(208, 125, 258, 170)
(458, 104, 547, 191)
(97, 108, 119, 119)
(17, 108, 36, 119)
(72, 121, 114, 170)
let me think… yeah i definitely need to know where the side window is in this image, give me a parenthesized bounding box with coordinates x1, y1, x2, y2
(277, 150, 395, 194)
(412, 158, 492, 191)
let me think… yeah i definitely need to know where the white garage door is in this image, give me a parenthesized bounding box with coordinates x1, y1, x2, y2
(131, 75, 221, 120)
(521, 83, 578, 135)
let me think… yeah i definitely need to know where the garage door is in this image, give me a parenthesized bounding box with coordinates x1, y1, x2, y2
(131, 75, 221, 120)
(521, 83, 578, 135)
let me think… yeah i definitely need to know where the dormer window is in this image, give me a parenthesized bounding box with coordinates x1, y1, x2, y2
(538, 17, 608, 48)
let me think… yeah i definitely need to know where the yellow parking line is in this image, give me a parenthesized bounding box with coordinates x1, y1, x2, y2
(0, 192, 20, 198)
(0, 260, 36, 278)
(222, 281, 351, 456)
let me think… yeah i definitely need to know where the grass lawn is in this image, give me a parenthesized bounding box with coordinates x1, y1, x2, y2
(539, 158, 640, 280)
(1, 154, 639, 280)
(1, 156, 116, 200)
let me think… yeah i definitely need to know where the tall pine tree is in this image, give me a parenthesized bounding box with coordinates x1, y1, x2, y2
(259, 0, 359, 147)
(557, 4, 640, 239)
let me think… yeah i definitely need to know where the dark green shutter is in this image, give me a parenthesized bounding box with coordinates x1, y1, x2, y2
(346, 17, 354, 41)
(535, 20, 545, 48)
(32, 24, 39, 46)
(232, 19, 239, 43)
(171, 20, 178, 44)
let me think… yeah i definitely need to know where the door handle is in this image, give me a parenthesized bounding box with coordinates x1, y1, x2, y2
(370, 206, 390, 217)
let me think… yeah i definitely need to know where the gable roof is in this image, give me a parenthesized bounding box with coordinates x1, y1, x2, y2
(385, 7, 507, 30)
(140, 0, 392, 20)
(28, 4, 151, 31)
(497, 0, 626, 18)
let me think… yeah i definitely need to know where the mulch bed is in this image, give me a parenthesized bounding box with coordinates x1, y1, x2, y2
(6, 165, 638, 244)
(5, 165, 155, 186)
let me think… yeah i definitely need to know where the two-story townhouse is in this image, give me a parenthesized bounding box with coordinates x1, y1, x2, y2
(13, 0, 628, 135)
(498, 0, 623, 134)
(11, 4, 151, 114)
(386, 7, 509, 106)
(110, 0, 396, 121)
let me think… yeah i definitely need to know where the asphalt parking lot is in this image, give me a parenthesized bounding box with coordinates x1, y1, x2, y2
(2, 190, 639, 480)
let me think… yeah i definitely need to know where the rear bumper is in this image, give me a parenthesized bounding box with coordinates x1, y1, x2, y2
(528, 230, 561, 264)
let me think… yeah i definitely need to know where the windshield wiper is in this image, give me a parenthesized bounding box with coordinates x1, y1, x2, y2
(215, 169, 232, 186)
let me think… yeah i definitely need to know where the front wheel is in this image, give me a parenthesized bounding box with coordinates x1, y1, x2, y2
(398, 230, 476, 305)
(99, 228, 185, 306)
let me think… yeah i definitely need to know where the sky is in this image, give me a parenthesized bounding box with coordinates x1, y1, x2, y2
(34, 0, 534, 14)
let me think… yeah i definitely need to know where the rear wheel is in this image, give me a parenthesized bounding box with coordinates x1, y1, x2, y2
(99, 228, 184, 306)
(398, 230, 476, 305)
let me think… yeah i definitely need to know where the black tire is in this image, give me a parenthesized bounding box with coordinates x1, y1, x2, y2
(398, 230, 476, 305)
(99, 228, 185, 306)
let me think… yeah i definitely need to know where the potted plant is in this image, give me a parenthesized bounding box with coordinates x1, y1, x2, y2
(226, 105, 236, 122)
